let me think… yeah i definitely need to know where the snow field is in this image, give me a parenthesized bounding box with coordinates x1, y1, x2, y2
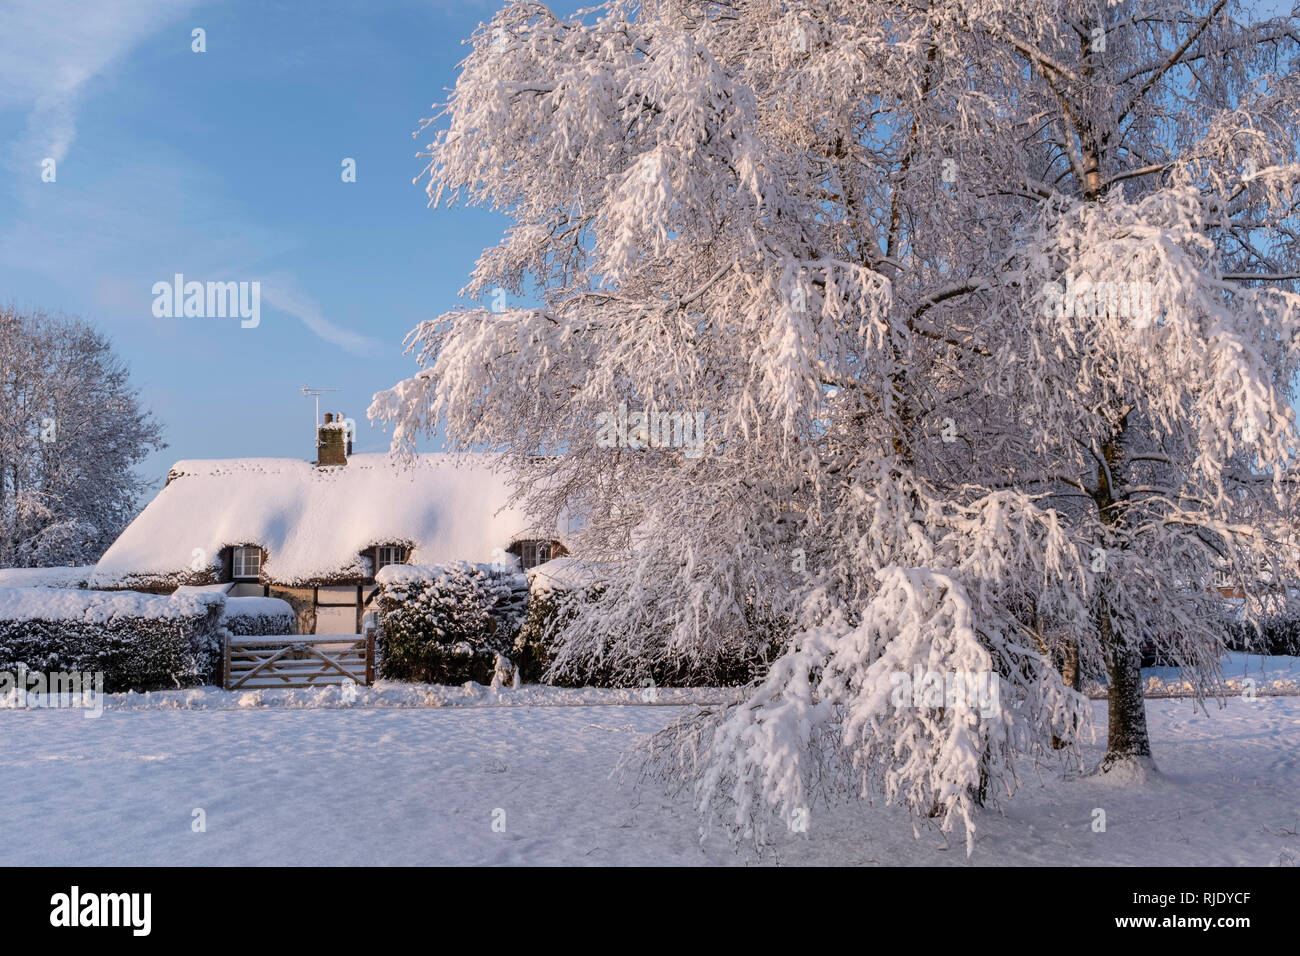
(1, 694, 1296, 866)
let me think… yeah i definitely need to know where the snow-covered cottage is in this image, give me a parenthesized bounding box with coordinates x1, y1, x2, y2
(88, 419, 567, 634)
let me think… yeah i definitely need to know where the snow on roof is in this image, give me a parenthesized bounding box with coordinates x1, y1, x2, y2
(0, 587, 219, 624)
(0, 566, 93, 589)
(90, 454, 554, 589)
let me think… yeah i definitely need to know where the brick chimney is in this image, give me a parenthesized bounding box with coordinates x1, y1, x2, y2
(317, 412, 348, 466)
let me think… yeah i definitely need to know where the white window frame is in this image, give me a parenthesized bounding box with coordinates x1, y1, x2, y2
(232, 546, 261, 579)
(375, 545, 407, 572)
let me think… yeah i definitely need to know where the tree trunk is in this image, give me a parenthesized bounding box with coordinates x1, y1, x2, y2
(1049, 635, 1082, 750)
(1093, 430, 1156, 774)
(1099, 604, 1154, 772)
(1061, 637, 1080, 692)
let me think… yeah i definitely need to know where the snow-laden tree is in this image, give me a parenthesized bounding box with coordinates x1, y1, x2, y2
(373, 0, 1300, 850)
(0, 307, 165, 567)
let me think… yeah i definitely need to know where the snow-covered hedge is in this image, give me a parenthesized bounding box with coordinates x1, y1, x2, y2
(1226, 615, 1300, 656)
(514, 578, 601, 684)
(221, 596, 297, 637)
(0, 588, 226, 692)
(518, 561, 787, 686)
(374, 562, 528, 685)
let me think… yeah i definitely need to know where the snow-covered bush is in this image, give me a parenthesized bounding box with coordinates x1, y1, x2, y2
(0, 588, 226, 692)
(518, 568, 787, 687)
(1225, 615, 1300, 656)
(514, 584, 595, 685)
(221, 596, 297, 637)
(374, 562, 527, 684)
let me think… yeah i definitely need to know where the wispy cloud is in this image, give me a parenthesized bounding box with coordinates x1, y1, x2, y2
(261, 278, 382, 356)
(0, 0, 196, 169)
(0, 0, 396, 359)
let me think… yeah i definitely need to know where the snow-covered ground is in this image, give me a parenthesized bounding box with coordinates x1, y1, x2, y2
(2, 668, 1298, 865)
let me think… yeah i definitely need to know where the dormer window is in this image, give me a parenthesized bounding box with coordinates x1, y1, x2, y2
(232, 546, 262, 579)
(374, 545, 408, 572)
(510, 539, 562, 571)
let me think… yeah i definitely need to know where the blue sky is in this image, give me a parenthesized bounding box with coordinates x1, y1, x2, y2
(0, 0, 579, 489)
(2, 1, 1293, 494)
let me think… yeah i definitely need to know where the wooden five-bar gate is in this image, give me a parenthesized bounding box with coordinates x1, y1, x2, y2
(223, 633, 375, 690)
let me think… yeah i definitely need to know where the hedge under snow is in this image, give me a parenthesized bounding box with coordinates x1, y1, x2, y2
(220, 596, 297, 637)
(375, 562, 528, 685)
(0, 587, 226, 692)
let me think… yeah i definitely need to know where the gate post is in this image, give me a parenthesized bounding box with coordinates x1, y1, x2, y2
(222, 631, 232, 690)
(365, 627, 375, 686)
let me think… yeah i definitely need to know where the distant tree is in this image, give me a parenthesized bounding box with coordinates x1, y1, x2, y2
(0, 307, 165, 567)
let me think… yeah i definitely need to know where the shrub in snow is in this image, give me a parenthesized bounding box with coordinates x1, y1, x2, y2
(1225, 616, 1300, 656)
(375, 562, 527, 685)
(513, 585, 592, 684)
(0, 588, 225, 692)
(221, 597, 297, 637)
(519, 565, 787, 686)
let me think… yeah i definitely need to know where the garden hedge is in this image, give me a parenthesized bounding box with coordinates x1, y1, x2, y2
(0, 588, 226, 692)
(374, 562, 528, 685)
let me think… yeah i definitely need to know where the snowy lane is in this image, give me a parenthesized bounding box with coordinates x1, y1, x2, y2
(1, 698, 1298, 865)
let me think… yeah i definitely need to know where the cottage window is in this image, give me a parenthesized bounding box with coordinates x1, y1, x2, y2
(232, 546, 261, 579)
(515, 539, 554, 571)
(375, 545, 408, 572)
